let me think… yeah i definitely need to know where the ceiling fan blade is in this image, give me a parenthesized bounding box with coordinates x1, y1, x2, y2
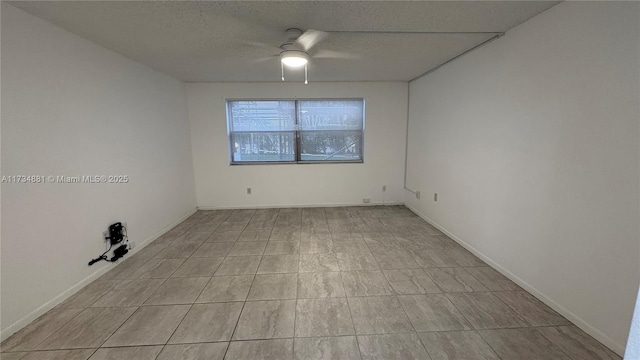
(249, 55, 279, 64)
(312, 49, 360, 60)
(240, 40, 281, 51)
(295, 29, 329, 51)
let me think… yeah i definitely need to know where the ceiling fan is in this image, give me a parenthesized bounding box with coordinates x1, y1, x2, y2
(251, 27, 354, 84)
(279, 28, 328, 84)
(280, 28, 327, 66)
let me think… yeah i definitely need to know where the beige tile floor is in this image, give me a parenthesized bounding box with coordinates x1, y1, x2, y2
(1, 206, 622, 359)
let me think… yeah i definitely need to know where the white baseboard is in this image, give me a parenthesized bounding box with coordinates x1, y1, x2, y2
(404, 203, 625, 357)
(0, 207, 198, 342)
(198, 202, 404, 210)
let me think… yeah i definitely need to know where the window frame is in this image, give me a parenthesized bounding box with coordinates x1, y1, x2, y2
(226, 98, 366, 165)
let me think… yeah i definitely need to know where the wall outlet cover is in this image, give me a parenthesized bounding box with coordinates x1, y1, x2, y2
(363, 198, 371, 203)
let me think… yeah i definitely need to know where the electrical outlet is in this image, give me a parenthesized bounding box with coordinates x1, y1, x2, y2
(382, 185, 387, 192)
(363, 198, 371, 203)
(416, 191, 421, 199)
(247, 188, 252, 195)
(434, 193, 438, 202)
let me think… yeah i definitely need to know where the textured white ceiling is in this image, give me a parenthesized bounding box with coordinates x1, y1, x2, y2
(8, 1, 559, 82)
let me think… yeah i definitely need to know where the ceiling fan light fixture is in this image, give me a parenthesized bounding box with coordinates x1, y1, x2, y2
(280, 50, 309, 67)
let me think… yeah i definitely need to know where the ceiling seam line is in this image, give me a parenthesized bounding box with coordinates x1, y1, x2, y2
(409, 32, 504, 83)
(326, 31, 506, 35)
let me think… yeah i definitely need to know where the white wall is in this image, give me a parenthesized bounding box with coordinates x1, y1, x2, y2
(187, 82, 407, 208)
(1, 4, 197, 339)
(405, 1, 639, 355)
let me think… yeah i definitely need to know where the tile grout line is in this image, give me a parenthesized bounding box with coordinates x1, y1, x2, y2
(292, 267, 299, 358)
(476, 328, 507, 360)
(441, 290, 542, 360)
(157, 213, 231, 354)
(221, 208, 261, 359)
(341, 206, 371, 360)
(1, 308, 86, 353)
(288, 214, 302, 359)
(152, 209, 231, 358)
(150, 302, 193, 359)
(93, 305, 145, 352)
(359, 230, 434, 359)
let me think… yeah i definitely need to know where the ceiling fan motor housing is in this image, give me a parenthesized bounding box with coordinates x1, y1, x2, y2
(285, 28, 303, 41)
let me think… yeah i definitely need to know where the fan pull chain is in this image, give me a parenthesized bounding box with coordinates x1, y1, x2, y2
(304, 63, 308, 84)
(281, 62, 285, 81)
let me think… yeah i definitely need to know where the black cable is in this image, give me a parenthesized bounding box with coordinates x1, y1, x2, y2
(88, 243, 113, 265)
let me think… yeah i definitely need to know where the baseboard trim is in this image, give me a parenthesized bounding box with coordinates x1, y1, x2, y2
(403, 203, 625, 356)
(198, 202, 404, 210)
(0, 206, 198, 342)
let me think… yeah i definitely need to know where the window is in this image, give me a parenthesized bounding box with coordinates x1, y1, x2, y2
(227, 99, 364, 164)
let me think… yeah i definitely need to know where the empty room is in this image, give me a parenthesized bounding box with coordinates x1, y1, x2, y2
(1, 1, 639, 359)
